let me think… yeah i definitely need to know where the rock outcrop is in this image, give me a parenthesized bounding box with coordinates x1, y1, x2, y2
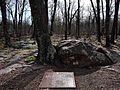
(56, 40, 117, 67)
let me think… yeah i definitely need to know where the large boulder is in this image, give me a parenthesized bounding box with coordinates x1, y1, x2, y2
(56, 40, 117, 67)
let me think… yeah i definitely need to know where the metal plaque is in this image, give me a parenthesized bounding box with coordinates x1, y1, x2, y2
(39, 72, 76, 89)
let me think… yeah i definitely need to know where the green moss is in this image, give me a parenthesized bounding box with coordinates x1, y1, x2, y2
(25, 56, 36, 62)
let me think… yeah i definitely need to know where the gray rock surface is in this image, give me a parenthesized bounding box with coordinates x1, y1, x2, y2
(57, 40, 117, 67)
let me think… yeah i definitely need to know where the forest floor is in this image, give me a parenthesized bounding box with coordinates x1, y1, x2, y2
(0, 35, 120, 90)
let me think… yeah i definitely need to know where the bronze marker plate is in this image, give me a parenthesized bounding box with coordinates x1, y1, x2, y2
(39, 72, 76, 89)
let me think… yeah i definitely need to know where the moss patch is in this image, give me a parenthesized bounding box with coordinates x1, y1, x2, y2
(25, 56, 36, 62)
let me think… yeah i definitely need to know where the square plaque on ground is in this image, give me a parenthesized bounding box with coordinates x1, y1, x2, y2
(39, 72, 76, 89)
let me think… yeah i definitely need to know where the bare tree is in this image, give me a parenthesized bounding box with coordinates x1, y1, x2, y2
(64, 0, 68, 39)
(50, 0, 57, 36)
(101, 0, 105, 35)
(14, 0, 18, 36)
(96, 0, 101, 42)
(105, 0, 110, 46)
(18, 0, 26, 40)
(90, 0, 101, 42)
(76, 0, 80, 39)
(68, 0, 77, 35)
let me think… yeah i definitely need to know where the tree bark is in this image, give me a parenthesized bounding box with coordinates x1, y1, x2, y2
(111, 0, 120, 44)
(44, 0, 48, 24)
(29, 0, 56, 63)
(0, 0, 11, 47)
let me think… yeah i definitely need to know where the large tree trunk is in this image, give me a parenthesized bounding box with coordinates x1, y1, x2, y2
(0, 0, 11, 47)
(110, 0, 120, 44)
(29, 0, 56, 63)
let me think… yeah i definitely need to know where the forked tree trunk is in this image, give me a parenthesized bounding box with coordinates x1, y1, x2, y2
(90, 0, 101, 42)
(29, 0, 56, 63)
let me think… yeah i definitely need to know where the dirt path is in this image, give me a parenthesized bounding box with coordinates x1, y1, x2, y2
(0, 62, 120, 90)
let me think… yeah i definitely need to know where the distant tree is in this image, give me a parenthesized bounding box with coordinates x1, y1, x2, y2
(18, 0, 26, 40)
(105, 0, 110, 46)
(68, 0, 77, 35)
(6, 0, 18, 36)
(14, 0, 18, 36)
(64, 0, 68, 39)
(96, 0, 101, 42)
(101, 0, 105, 35)
(90, 0, 101, 42)
(0, 0, 11, 47)
(76, 0, 80, 39)
(50, 0, 57, 36)
(29, 0, 56, 62)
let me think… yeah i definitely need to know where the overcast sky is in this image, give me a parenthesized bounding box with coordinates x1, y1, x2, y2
(0, 0, 119, 24)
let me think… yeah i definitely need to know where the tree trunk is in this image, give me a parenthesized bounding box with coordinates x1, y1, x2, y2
(90, 0, 101, 42)
(44, 0, 48, 24)
(50, 0, 57, 36)
(111, 0, 120, 44)
(0, 0, 11, 47)
(101, 0, 105, 36)
(76, 0, 80, 39)
(14, 0, 18, 37)
(64, 0, 68, 40)
(96, 0, 101, 42)
(29, 0, 56, 63)
(105, 0, 110, 47)
(68, 0, 71, 35)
